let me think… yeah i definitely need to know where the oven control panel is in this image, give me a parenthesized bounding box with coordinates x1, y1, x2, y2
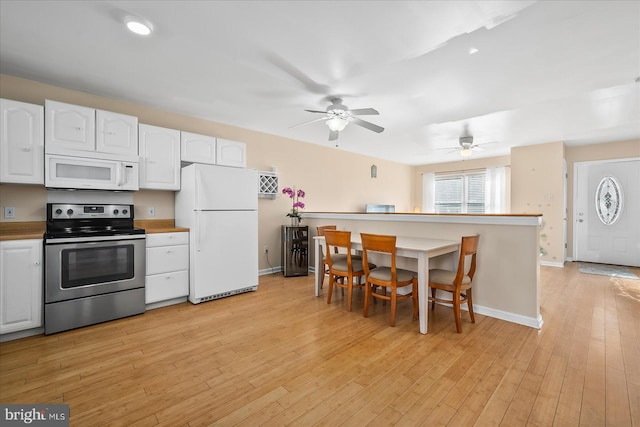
(49, 204, 134, 220)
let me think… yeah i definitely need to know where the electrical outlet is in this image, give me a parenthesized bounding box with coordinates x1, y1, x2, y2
(4, 207, 15, 219)
(148, 207, 155, 217)
(264, 246, 269, 253)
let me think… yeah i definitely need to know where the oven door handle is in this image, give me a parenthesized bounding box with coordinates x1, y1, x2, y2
(45, 234, 145, 244)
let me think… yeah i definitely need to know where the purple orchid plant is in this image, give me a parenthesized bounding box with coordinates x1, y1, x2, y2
(282, 186, 305, 222)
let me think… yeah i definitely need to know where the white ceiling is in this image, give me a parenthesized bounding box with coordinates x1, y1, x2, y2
(1, 0, 639, 165)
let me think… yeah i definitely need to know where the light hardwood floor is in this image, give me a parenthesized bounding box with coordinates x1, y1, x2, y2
(1, 262, 639, 426)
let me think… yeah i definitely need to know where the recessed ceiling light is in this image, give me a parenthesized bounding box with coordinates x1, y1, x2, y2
(468, 47, 479, 55)
(125, 16, 153, 36)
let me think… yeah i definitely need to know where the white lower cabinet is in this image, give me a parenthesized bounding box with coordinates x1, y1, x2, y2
(0, 239, 43, 334)
(145, 232, 189, 305)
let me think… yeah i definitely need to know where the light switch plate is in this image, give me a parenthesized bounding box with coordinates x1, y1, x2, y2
(4, 207, 15, 218)
(148, 207, 155, 217)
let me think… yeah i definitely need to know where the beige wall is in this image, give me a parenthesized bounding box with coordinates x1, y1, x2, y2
(511, 141, 565, 265)
(565, 139, 640, 259)
(0, 74, 412, 270)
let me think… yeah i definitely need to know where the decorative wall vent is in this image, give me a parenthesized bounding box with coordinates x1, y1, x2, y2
(595, 176, 623, 225)
(259, 171, 278, 199)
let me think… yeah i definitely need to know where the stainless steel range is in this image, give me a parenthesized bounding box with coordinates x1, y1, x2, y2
(44, 203, 146, 335)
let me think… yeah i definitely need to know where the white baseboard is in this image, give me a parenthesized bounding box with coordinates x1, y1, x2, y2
(472, 305, 543, 329)
(540, 260, 565, 268)
(435, 302, 543, 329)
(145, 296, 188, 311)
(0, 327, 44, 342)
(259, 266, 283, 275)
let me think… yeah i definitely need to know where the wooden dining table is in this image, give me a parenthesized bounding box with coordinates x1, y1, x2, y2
(313, 234, 460, 334)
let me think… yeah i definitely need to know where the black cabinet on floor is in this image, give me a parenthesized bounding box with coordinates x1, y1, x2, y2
(281, 225, 308, 277)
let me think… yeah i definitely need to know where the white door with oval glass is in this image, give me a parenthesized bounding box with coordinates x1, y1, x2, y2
(574, 158, 640, 267)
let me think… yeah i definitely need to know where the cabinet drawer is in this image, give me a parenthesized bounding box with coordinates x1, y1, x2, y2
(145, 270, 188, 303)
(146, 245, 189, 275)
(146, 232, 189, 247)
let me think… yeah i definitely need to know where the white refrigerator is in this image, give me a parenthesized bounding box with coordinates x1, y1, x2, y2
(175, 164, 258, 304)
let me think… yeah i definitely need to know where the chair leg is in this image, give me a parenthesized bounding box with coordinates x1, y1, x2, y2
(363, 282, 371, 318)
(467, 289, 475, 323)
(430, 286, 436, 310)
(327, 274, 334, 304)
(453, 291, 462, 333)
(390, 288, 397, 327)
(320, 264, 326, 289)
(347, 274, 353, 312)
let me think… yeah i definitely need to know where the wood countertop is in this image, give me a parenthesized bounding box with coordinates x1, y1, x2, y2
(0, 221, 46, 241)
(0, 220, 188, 241)
(135, 219, 189, 234)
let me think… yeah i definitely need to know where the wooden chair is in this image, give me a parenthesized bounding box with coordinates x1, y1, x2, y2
(428, 234, 479, 333)
(360, 233, 418, 327)
(317, 225, 338, 289)
(317, 225, 361, 289)
(324, 230, 374, 312)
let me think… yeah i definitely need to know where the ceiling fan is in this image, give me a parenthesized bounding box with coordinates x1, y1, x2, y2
(439, 135, 495, 157)
(291, 98, 384, 141)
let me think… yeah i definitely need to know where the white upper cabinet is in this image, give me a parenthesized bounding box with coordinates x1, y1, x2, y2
(216, 138, 246, 168)
(96, 110, 138, 158)
(45, 100, 138, 161)
(0, 98, 44, 184)
(181, 131, 216, 165)
(45, 100, 95, 153)
(139, 124, 181, 190)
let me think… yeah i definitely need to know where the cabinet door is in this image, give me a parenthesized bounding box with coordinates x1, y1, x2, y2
(139, 124, 180, 190)
(96, 110, 138, 159)
(0, 240, 43, 334)
(181, 131, 216, 164)
(0, 99, 44, 184)
(216, 138, 246, 168)
(44, 100, 95, 154)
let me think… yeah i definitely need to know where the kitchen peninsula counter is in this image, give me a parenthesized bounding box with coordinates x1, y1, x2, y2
(303, 212, 544, 330)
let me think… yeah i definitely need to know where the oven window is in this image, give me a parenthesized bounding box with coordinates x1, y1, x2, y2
(61, 245, 134, 288)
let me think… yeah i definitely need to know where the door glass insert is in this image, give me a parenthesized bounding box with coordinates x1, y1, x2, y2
(595, 176, 623, 225)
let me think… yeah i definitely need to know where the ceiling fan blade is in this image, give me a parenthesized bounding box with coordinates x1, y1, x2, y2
(304, 109, 328, 114)
(289, 116, 329, 129)
(350, 117, 384, 133)
(328, 130, 339, 141)
(349, 108, 379, 116)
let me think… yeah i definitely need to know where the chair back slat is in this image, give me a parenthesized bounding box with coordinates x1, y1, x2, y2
(455, 235, 479, 284)
(324, 230, 353, 268)
(360, 233, 398, 277)
(317, 225, 338, 254)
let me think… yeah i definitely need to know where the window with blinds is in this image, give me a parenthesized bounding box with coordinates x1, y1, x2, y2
(434, 171, 486, 214)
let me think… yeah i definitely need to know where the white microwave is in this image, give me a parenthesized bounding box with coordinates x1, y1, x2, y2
(45, 154, 139, 191)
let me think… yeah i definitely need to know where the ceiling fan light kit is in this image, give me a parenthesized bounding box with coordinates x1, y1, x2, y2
(460, 147, 473, 157)
(295, 97, 384, 141)
(325, 117, 349, 132)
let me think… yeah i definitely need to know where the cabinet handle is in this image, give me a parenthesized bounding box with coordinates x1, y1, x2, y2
(166, 250, 172, 254)
(34, 261, 40, 266)
(166, 275, 171, 279)
(75, 127, 82, 131)
(22, 147, 31, 152)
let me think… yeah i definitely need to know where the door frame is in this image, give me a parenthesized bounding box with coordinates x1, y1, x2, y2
(572, 156, 640, 263)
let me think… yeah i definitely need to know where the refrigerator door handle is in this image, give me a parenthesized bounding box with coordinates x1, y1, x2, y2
(196, 212, 201, 252)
